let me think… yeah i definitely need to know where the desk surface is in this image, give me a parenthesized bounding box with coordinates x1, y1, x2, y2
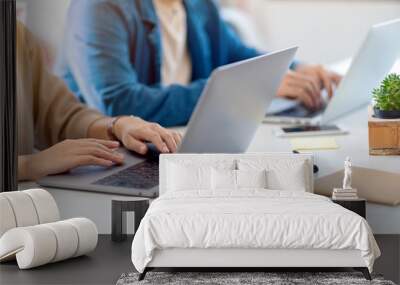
(249, 106, 400, 177)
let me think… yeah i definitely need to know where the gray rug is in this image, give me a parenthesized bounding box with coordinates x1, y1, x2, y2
(116, 272, 395, 285)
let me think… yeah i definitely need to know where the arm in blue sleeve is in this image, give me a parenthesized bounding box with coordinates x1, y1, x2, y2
(65, 1, 205, 127)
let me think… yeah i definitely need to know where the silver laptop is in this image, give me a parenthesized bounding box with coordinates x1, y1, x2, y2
(38, 47, 297, 197)
(265, 18, 400, 125)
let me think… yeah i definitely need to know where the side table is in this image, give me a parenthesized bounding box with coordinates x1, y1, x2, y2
(332, 198, 366, 218)
(111, 198, 150, 242)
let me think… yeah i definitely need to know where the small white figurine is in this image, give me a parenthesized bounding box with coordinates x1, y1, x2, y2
(332, 157, 358, 200)
(343, 156, 352, 190)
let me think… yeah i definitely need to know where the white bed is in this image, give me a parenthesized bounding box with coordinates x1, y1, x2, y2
(131, 154, 380, 281)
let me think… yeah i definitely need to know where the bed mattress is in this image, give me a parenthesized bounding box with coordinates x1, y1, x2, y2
(131, 190, 380, 273)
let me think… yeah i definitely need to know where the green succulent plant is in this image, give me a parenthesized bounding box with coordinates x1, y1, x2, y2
(372, 73, 400, 111)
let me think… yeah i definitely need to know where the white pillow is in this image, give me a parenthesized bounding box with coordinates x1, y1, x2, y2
(236, 169, 267, 189)
(238, 158, 308, 191)
(211, 169, 236, 190)
(167, 162, 212, 191)
(211, 169, 268, 190)
(268, 163, 306, 191)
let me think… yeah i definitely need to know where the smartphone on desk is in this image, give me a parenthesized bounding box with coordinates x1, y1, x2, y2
(275, 125, 347, 137)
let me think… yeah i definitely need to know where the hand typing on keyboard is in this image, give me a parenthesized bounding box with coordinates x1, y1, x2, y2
(113, 116, 182, 155)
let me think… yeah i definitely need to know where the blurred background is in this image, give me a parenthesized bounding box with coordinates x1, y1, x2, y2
(17, 0, 400, 67)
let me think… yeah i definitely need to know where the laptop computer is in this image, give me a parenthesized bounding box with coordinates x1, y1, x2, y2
(38, 47, 297, 197)
(265, 18, 400, 126)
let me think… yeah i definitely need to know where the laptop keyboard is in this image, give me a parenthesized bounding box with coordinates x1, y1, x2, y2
(92, 160, 159, 189)
(274, 104, 325, 118)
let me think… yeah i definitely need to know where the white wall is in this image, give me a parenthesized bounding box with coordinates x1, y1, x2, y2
(247, 0, 400, 64)
(21, 0, 400, 65)
(18, 0, 70, 64)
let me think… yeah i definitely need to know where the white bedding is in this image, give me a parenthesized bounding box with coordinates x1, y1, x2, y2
(131, 190, 380, 273)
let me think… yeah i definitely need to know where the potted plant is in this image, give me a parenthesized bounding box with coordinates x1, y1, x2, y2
(372, 73, 400, 119)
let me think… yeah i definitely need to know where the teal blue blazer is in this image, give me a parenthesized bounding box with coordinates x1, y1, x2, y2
(56, 0, 295, 126)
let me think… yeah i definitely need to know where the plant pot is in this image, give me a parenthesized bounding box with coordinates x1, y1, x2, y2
(373, 107, 400, 119)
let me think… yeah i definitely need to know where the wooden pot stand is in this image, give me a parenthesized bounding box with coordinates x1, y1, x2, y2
(368, 107, 400, 155)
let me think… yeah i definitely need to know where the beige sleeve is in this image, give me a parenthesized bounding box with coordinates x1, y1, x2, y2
(24, 26, 104, 149)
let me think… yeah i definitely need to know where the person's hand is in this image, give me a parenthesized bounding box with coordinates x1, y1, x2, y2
(113, 116, 182, 155)
(19, 139, 124, 181)
(277, 64, 342, 110)
(296, 64, 342, 98)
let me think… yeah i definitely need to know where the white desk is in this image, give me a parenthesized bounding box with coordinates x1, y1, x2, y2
(18, 60, 400, 234)
(251, 106, 400, 182)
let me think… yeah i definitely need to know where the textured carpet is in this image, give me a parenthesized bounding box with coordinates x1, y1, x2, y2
(116, 272, 395, 285)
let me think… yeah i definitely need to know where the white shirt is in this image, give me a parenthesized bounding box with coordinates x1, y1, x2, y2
(153, 0, 192, 86)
